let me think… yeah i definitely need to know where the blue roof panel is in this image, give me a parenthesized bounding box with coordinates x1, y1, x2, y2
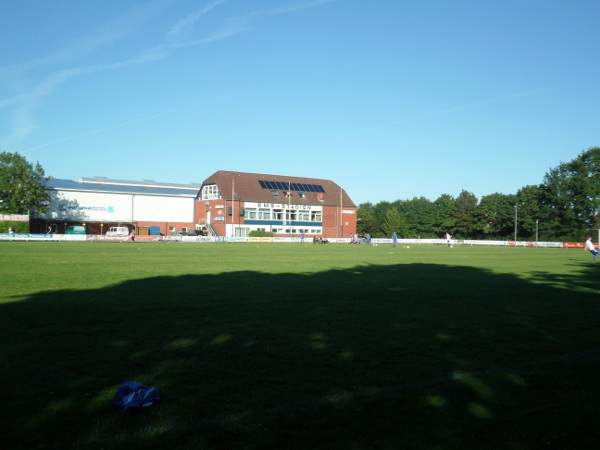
(46, 178, 200, 197)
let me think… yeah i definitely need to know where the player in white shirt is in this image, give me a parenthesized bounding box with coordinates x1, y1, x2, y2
(585, 236, 598, 262)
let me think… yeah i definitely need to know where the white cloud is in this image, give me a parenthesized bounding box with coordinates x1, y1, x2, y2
(0, 0, 174, 80)
(0, 0, 338, 148)
(166, 0, 229, 41)
(257, 0, 338, 17)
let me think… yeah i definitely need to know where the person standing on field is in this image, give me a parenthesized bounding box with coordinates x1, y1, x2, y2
(392, 232, 397, 247)
(130, 228, 136, 242)
(446, 232, 452, 247)
(585, 236, 598, 262)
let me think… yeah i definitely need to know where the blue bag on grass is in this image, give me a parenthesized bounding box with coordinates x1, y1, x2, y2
(115, 381, 160, 412)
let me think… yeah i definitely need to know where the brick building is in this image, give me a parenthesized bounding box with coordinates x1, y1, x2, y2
(196, 170, 357, 238)
(31, 172, 356, 239)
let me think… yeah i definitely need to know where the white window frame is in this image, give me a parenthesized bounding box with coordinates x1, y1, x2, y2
(244, 208, 257, 219)
(202, 184, 220, 200)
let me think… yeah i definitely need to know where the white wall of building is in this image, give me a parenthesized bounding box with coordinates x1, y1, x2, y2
(40, 190, 194, 222)
(133, 195, 193, 222)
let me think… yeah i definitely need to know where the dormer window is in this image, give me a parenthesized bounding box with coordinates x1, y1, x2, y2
(202, 184, 220, 200)
(271, 190, 279, 197)
(283, 191, 291, 198)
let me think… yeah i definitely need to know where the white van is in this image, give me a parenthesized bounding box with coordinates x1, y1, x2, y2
(106, 226, 130, 236)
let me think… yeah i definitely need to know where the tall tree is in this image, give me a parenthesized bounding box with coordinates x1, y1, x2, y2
(401, 196, 437, 238)
(356, 202, 380, 237)
(381, 207, 408, 238)
(515, 185, 548, 241)
(372, 201, 393, 237)
(477, 192, 516, 239)
(454, 190, 479, 238)
(0, 152, 50, 215)
(433, 194, 456, 237)
(542, 147, 600, 239)
(565, 147, 600, 229)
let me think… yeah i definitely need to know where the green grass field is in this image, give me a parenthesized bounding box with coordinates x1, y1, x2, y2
(1, 241, 599, 449)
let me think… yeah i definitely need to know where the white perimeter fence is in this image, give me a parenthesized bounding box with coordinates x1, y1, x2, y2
(0, 233, 585, 248)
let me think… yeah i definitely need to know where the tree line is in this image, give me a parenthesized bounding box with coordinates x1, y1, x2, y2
(0, 151, 50, 216)
(356, 147, 600, 242)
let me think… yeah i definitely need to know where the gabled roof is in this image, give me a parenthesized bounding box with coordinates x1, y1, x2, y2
(200, 171, 356, 207)
(46, 177, 201, 197)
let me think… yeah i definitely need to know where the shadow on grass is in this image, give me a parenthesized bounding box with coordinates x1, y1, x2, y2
(1, 262, 600, 450)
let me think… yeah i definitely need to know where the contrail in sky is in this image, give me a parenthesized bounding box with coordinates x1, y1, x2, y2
(24, 108, 181, 154)
(1, 0, 338, 149)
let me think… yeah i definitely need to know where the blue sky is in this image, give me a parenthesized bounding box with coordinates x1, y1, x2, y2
(1, 0, 598, 205)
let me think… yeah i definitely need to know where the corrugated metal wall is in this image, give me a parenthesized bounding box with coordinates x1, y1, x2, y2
(133, 195, 193, 222)
(41, 191, 193, 222)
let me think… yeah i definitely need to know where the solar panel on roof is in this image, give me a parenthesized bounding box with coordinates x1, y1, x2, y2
(257, 180, 327, 194)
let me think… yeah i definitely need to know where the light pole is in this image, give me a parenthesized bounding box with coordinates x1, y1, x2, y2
(514, 204, 518, 243)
